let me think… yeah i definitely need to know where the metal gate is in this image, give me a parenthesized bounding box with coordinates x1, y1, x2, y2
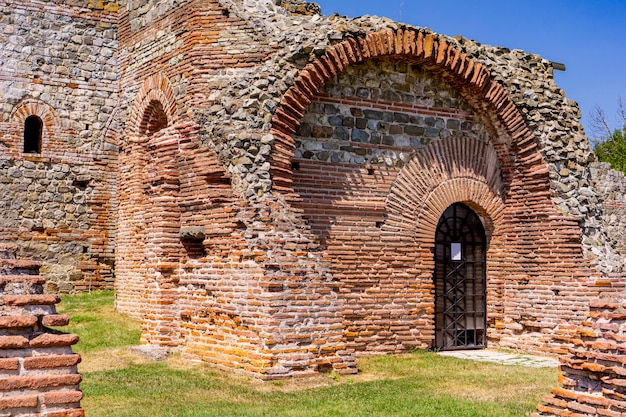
(434, 203, 486, 350)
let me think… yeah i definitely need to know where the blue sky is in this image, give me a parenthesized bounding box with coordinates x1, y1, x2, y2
(314, 0, 626, 138)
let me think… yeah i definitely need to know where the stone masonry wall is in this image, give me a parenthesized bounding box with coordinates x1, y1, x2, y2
(2, 0, 624, 380)
(590, 162, 626, 267)
(293, 60, 488, 166)
(109, 0, 626, 378)
(0, 0, 119, 292)
(458, 39, 624, 279)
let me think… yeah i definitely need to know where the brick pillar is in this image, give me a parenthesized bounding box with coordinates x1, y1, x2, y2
(140, 129, 182, 347)
(0, 243, 83, 416)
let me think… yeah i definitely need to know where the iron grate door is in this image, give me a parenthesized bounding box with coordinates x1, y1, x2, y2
(434, 203, 487, 350)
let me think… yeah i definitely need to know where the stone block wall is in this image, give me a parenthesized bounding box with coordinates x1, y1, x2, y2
(0, 0, 119, 292)
(293, 60, 486, 166)
(0, 242, 83, 416)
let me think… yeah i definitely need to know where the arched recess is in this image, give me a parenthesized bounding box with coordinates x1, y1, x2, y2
(116, 72, 182, 346)
(269, 28, 548, 193)
(385, 137, 506, 246)
(128, 73, 178, 138)
(384, 137, 507, 350)
(10, 99, 58, 154)
(268, 28, 596, 355)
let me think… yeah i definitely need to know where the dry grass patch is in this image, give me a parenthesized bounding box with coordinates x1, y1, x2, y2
(78, 347, 155, 373)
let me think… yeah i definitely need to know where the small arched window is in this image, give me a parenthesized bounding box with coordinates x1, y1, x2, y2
(140, 100, 168, 136)
(24, 115, 43, 153)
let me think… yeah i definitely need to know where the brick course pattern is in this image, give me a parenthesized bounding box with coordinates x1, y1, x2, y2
(0, 243, 82, 417)
(2, 0, 626, 381)
(535, 297, 626, 417)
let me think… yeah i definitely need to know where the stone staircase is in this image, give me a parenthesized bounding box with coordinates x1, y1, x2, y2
(0, 243, 83, 417)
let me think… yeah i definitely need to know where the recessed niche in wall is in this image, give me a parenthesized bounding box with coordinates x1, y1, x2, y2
(24, 115, 43, 153)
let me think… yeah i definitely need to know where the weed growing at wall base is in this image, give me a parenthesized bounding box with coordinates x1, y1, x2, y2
(56, 292, 558, 417)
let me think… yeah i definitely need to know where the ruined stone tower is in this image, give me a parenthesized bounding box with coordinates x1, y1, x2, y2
(2, 0, 626, 379)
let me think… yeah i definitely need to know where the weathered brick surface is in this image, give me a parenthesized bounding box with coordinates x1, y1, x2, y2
(111, 0, 625, 377)
(535, 296, 626, 416)
(0, 358, 19, 370)
(24, 354, 81, 370)
(42, 390, 84, 406)
(3, 0, 626, 381)
(0, 243, 82, 415)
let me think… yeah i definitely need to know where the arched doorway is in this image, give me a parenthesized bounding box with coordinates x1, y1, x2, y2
(434, 203, 486, 350)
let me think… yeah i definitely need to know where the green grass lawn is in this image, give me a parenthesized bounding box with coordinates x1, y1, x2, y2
(55, 291, 558, 417)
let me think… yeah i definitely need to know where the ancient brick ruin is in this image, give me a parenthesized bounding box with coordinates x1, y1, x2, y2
(0, 243, 82, 416)
(1, 0, 626, 386)
(535, 296, 626, 416)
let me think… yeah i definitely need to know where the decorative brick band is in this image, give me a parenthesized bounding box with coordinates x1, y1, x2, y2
(10, 99, 58, 128)
(386, 136, 505, 245)
(269, 28, 547, 192)
(315, 93, 475, 121)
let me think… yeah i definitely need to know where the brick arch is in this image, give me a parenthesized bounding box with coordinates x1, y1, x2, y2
(269, 28, 547, 192)
(128, 73, 177, 137)
(385, 137, 506, 246)
(10, 99, 58, 129)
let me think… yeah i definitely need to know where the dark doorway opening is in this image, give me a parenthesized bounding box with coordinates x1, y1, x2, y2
(434, 202, 486, 350)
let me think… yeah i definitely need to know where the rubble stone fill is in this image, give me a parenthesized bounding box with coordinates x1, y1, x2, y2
(1, 0, 625, 381)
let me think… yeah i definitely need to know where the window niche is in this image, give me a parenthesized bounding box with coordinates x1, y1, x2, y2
(23, 115, 43, 153)
(140, 100, 168, 136)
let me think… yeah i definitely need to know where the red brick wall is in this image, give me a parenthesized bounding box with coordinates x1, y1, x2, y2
(0, 243, 83, 416)
(115, 1, 354, 378)
(273, 30, 602, 356)
(292, 132, 597, 354)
